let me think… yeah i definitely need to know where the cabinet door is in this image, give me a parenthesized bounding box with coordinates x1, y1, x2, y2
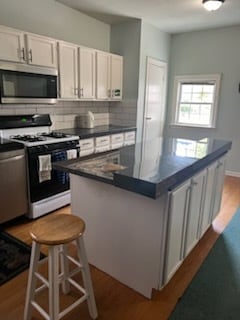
(26, 34, 57, 68)
(96, 51, 110, 100)
(199, 162, 217, 237)
(211, 155, 227, 221)
(0, 26, 25, 63)
(79, 47, 96, 100)
(184, 170, 205, 257)
(58, 42, 78, 99)
(110, 54, 123, 100)
(163, 180, 191, 284)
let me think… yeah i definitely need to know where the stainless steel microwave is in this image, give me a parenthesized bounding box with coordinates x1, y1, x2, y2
(0, 63, 58, 104)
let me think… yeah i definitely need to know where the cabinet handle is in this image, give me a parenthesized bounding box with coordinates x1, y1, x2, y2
(21, 48, 25, 61)
(80, 88, 84, 97)
(108, 89, 111, 98)
(74, 88, 79, 96)
(29, 49, 33, 62)
(146, 117, 152, 120)
(192, 181, 198, 186)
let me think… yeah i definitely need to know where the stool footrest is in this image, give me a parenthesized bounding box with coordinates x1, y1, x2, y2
(59, 294, 88, 319)
(31, 301, 50, 320)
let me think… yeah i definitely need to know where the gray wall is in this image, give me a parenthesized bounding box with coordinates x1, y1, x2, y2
(0, 0, 110, 51)
(137, 21, 171, 143)
(109, 20, 141, 126)
(166, 25, 240, 174)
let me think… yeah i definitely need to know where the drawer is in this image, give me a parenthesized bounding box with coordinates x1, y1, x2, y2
(80, 138, 94, 150)
(124, 131, 135, 141)
(80, 148, 95, 157)
(111, 133, 124, 145)
(95, 145, 111, 153)
(124, 140, 135, 146)
(95, 135, 110, 147)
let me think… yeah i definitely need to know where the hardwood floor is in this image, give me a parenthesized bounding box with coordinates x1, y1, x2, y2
(1, 176, 240, 320)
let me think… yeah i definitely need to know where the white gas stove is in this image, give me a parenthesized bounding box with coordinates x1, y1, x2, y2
(0, 114, 80, 219)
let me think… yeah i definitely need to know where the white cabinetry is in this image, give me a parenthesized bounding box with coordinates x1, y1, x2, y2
(199, 162, 217, 237)
(58, 42, 78, 99)
(184, 171, 205, 257)
(164, 169, 205, 283)
(79, 138, 95, 157)
(110, 54, 123, 100)
(211, 155, 227, 221)
(124, 131, 136, 146)
(164, 156, 227, 285)
(0, 26, 24, 63)
(95, 135, 111, 153)
(58, 43, 96, 100)
(111, 133, 124, 150)
(163, 180, 191, 283)
(79, 47, 96, 100)
(96, 51, 123, 100)
(0, 25, 57, 67)
(25, 34, 57, 68)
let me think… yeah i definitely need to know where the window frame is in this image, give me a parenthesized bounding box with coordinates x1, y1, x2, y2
(171, 74, 221, 128)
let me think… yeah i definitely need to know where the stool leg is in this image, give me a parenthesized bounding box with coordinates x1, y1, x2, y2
(60, 244, 70, 294)
(24, 241, 41, 320)
(76, 237, 98, 319)
(48, 245, 60, 320)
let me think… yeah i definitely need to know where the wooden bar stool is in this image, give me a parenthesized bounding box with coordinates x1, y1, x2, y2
(24, 214, 98, 320)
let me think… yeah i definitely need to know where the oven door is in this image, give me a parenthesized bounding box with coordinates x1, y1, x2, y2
(27, 144, 78, 203)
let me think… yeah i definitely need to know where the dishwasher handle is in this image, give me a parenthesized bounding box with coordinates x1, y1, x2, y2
(0, 154, 24, 164)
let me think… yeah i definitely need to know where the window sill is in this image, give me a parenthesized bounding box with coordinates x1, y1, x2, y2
(169, 123, 216, 129)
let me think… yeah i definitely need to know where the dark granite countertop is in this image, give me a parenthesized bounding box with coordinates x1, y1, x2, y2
(0, 138, 24, 153)
(55, 125, 136, 139)
(53, 136, 232, 199)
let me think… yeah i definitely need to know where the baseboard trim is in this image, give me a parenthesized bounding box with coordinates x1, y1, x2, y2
(226, 170, 240, 178)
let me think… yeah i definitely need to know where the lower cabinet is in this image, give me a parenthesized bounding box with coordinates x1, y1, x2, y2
(163, 154, 227, 285)
(163, 180, 191, 283)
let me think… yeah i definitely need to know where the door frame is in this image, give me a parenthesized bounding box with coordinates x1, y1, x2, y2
(142, 57, 168, 144)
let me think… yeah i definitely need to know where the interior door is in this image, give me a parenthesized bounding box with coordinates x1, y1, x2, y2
(142, 57, 167, 142)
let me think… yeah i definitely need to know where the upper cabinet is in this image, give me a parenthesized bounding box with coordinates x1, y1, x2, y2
(0, 24, 123, 101)
(0, 26, 25, 63)
(110, 54, 123, 100)
(25, 34, 57, 68)
(58, 42, 78, 99)
(0, 25, 57, 68)
(79, 47, 96, 100)
(57, 42, 96, 100)
(96, 51, 123, 101)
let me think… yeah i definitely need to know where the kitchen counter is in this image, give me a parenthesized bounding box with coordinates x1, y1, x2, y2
(53, 135, 231, 298)
(55, 125, 136, 139)
(53, 136, 231, 199)
(0, 137, 24, 153)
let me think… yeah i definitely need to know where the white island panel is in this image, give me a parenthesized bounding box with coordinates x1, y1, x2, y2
(71, 174, 169, 298)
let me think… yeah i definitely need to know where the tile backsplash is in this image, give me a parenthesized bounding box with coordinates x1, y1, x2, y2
(0, 99, 137, 129)
(0, 100, 110, 129)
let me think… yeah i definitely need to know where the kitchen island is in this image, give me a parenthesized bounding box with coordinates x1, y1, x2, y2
(54, 136, 232, 298)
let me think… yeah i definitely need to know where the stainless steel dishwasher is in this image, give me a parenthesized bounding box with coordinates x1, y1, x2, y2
(0, 143, 28, 223)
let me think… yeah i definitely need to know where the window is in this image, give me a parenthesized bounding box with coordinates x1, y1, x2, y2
(172, 74, 221, 128)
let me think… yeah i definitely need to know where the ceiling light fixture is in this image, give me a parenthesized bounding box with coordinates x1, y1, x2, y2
(202, 0, 225, 11)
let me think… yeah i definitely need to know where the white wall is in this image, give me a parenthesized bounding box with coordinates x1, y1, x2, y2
(166, 25, 240, 174)
(0, 0, 110, 50)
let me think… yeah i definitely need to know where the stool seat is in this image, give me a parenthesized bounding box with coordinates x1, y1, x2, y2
(30, 214, 85, 245)
(24, 213, 98, 320)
